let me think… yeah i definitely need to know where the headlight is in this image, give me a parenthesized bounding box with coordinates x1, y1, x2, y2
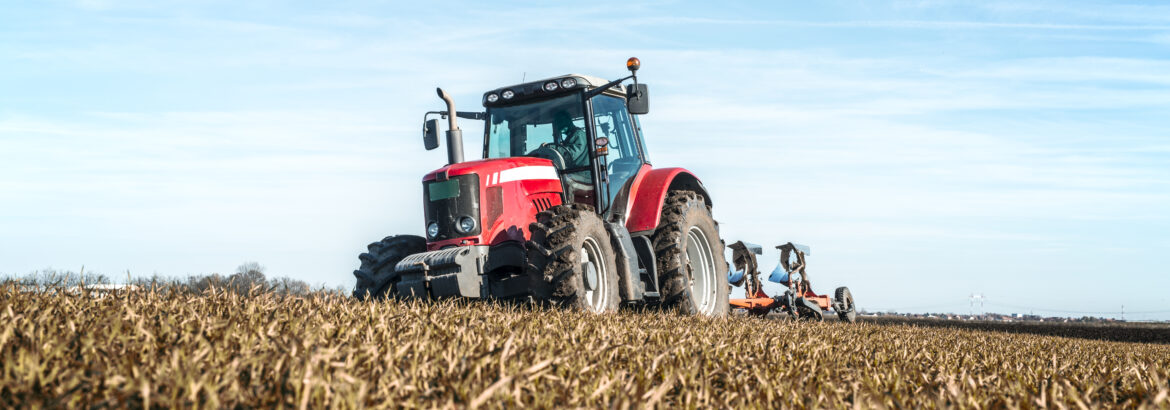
(427, 222, 439, 238)
(543, 81, 559, 92)
(456, 216, 476, 234)
(502, 90, 515, 99)
(560, 78, 577, 88)
(486, 93, 499, 103)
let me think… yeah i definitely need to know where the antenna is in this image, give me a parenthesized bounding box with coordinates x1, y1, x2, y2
(522, 72, 526, 82)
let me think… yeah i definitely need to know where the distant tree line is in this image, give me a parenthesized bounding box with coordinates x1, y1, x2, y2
(1, 262, 341, 296)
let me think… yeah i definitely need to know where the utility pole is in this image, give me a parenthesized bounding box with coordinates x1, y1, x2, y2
(970, 293, 985, 317)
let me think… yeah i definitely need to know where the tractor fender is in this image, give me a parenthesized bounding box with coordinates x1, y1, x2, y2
(624, 167, 711, 234)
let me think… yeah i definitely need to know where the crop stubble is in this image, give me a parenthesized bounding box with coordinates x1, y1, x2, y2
(2, 286, 1168, 408)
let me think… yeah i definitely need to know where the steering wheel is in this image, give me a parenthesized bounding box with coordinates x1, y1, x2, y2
(528, 144, 567, 170)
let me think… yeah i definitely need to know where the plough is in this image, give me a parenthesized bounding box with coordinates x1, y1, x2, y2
(727, 241, 856, 322)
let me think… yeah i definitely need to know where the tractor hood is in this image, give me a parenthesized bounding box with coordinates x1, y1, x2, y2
(423, 157, 558, 182)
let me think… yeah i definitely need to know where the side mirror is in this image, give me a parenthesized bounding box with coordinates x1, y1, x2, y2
(423, 118, 441, 150)
(626, 84, 649, 115)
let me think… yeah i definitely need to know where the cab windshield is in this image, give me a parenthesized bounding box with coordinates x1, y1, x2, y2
(484, 93, 586, 166)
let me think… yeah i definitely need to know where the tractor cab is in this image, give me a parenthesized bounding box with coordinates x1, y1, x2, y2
(479, 72, 649, 215)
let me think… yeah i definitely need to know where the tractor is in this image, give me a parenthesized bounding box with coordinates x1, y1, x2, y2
(352, 58, 730, 315)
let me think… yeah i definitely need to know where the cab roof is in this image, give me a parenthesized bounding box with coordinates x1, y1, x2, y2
(482, 73, 625, 107)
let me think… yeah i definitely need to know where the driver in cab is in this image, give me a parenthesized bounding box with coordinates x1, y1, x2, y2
(548, 110, 587, 170)
(533, 110, 594, 203)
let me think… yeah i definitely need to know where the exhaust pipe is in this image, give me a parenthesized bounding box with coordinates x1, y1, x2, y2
(436, 88, 464, 164)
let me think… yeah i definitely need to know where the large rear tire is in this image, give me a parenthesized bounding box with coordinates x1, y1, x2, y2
(352, 235, 426, 300)
(651, 191, 729, 317)
(527, 204, 620, 313)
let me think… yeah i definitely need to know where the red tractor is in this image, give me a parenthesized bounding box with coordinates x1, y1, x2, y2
(353, 58, 730, 315)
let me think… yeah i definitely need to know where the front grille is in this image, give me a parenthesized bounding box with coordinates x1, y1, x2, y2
(423, 174, 480, 241)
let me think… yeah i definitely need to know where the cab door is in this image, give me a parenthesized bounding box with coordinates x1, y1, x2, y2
(589, 94, 645, 213)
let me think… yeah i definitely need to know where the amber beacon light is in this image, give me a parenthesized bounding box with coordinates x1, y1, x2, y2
(626, 57, 641, 72)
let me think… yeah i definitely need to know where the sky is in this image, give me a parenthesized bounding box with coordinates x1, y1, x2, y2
(2, 1, 1168, 320)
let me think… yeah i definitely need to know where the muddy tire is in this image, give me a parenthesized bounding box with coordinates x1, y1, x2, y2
(352, 235, 426, 300)
(527, 204, 620, 313)
(835, 286, 857, 323)
(651, 191, 729, 316)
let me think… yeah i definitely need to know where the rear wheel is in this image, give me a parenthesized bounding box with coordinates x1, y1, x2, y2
(352, 235, 426, 300)
(651, 191, 729, 316)
(527, 204, 620, 313)
(835, 286, 857, 323)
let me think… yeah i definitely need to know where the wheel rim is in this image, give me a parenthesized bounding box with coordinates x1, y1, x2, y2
(685, 226, 718, 315)
(580, 237, 610, 312)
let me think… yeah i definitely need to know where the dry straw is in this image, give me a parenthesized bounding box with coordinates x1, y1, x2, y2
(2, 284, 1168, 408)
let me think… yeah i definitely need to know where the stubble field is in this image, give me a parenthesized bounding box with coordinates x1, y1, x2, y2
(2, 286, 1168, 408)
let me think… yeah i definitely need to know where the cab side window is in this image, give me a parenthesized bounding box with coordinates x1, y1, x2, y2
(591, 95, 643, 208)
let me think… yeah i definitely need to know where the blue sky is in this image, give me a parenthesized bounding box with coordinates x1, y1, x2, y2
(2, 1, 1168, 319)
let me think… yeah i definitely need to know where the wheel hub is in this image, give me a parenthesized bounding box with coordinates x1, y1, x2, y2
(580, 237, 609, 312)
(684, 227, 717, 316)
(583, 261, 598, 291)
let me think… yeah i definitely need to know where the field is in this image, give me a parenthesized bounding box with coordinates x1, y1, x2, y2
(3, 286, 1169, 408)
(861, 316, 1170, 345)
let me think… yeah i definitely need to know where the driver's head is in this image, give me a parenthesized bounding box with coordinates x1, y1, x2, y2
(552, 111, 573, 134)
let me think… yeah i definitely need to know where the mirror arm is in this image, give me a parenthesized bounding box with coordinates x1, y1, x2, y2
(440, 111, 485, 121)
(584, 74, 635, 99)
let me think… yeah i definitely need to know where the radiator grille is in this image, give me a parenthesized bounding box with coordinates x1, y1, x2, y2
(532, 197, 554, 212)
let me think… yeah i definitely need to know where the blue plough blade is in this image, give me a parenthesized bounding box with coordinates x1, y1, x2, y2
(768, 263, 789, 284)
(728, 269, 747, 286)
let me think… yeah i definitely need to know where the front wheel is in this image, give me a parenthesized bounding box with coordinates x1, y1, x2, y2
(835, 286, 857, 323)
(527, 204, 620, 313)
(651, 191, 729, 317)
(352, 235, 426, 300)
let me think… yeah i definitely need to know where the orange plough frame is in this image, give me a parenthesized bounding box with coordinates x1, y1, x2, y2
(729, 289, 834, 317)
